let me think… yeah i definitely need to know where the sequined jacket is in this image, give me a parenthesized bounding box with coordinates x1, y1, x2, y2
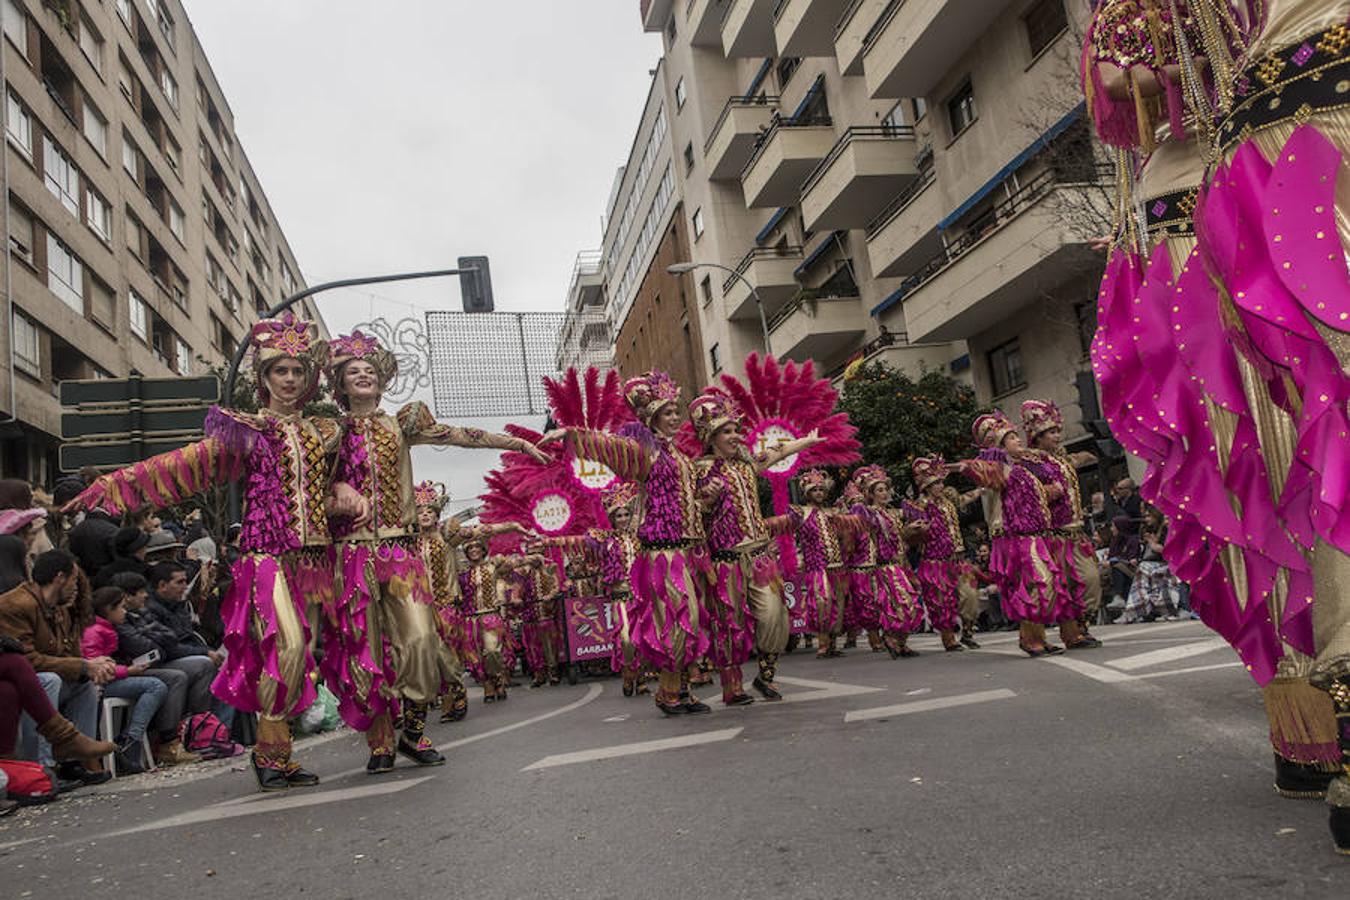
(564, 429, 705, 545)
(333, 401, 527, 543)
(789, 505, 857, 572)
(904, 489, 966, 561)
(75, 407, 342, 555)
(698, 456, 770, 555)
(960, 451, 1055, 538)
(1019, 449, 1085, 531)
(459, 560, 510, 615)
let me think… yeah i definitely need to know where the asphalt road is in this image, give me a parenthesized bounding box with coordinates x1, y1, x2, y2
(2, 620, 1346, 899)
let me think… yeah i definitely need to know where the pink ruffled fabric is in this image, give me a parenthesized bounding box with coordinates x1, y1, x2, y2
(990, 534, 1061, 626)
(463, 612, 515, 683)
(705, 558, 756, 668)
(628, 546, 711, 672)
(915, 558, 969, 633)
(521, 618, 561, 673)
(871, 563, 925, 633)
(845, 572, 880, 632)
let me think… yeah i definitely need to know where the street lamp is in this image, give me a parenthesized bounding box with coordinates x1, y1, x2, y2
(667, 261, 771, 355)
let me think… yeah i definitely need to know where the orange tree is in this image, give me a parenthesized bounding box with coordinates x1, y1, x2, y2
(836, 362, 986, 496)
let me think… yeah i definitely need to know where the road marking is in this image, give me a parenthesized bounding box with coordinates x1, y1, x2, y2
(101, 776, 435, 839)
(1043, 655, 1138, 683)
(844, 688, 1016, 723)
(1108, 639, 1229, 671)
(694, 674, 885, 711)
(521, 727, 744, 771)
(1137, 661, 1243, 679)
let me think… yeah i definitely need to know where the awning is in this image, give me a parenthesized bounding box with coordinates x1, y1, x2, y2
(755, 207, 790, 245)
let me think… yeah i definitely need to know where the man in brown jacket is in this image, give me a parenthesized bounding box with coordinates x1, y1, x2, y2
(0, 550, 116, 784)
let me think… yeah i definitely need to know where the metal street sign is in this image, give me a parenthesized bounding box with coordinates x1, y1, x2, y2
(59, 375, 219, 407)
(61, 405, 212, 441)
(59, 434, 200, 472)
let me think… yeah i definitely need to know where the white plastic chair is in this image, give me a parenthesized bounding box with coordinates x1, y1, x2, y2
(99, 697, 157, 778)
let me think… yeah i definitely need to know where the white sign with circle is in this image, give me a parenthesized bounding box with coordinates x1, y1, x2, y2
(531, 492, 573, 534)
(753, 423, 799, 475)
(570, 456, 617, 492)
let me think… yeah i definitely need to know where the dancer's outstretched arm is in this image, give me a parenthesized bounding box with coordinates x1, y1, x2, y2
(398, 401, 548, 462)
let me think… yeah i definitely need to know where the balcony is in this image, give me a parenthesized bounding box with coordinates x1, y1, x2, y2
(800, 126, 918, 231)
(774, 0, 851, 57)
(704, 95, 780, 181)
(865, 166, 943, 277)
(768, 290, 866, 363)
(741, 116, 836, 208)
(833, 0, 889, 76)
(686, 0, 732, 46)
(875, 169, 1104, 343)
(722, 246, 803, 321)
(863, 0, 1018, 99)
(641, 0, 674, 30)
(722, 0, 778, 57)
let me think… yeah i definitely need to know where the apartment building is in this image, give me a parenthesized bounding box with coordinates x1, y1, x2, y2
(636, 0, 1108, 448)
(0, 0, 320, 484)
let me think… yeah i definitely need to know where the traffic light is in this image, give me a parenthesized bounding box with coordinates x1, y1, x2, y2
(458, 256, 494, 313)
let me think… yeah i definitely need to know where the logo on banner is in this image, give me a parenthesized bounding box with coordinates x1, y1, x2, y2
(570, 456, 617, 492)
(749, 420, 801, 476)
(531, 492, 573, 534)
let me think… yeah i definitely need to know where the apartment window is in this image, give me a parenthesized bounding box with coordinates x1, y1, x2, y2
(160, 69, 178, 109)
(8, 202, 33, 265)
(911, 97, 928, 122)
(168, 200, 184, 240)
(709, 342, 721, 375)
(85, 187, 111, 241)
(1025, 0, 1068, 57)
(776, 56, 801, 89)
(692, 207, 704, 239)
(125, 213, 142, 257)
(115, 0, 131, 25)
(117, 58, 135, 103)
(5, 92, 31, 158)
(43, 137, 80, 217)
(683, 141, 694, 173)
(175, 339, 191, 375)
(988, 337, 1025, 396)
(675, 77, 687, 111)
(947, 81, 977, 137)
(121, 135, 139, 177)
(45, 233, 85, 313)
(129, 289, 148, 340)
(77, 16, 103, 70)
(89, 277, 114, 328)
(82, 102, 107, 157)
(164, 135, 181, 171)
(699, 275, 712, 307)
(11, 311, 39, 376)
(2, 0, 27, 59)
(881, 101, 908, 132)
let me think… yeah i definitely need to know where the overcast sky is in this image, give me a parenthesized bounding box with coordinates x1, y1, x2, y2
(182, 1, 661, 510)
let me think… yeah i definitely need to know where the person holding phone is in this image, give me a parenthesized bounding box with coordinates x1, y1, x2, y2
(80, 587, 167, 774)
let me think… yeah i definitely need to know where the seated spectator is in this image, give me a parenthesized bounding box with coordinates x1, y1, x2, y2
(970, 542, 1008, 631)
(1124, 508, 1183, 623)
(81, 587, 167, 774)
(93, 527, 151, 588)
(65, 488, 119, 577)
(1109, 515, 1144, 621)
(144, 530, 185, 564)
(0, 533, 29, 594)
(0, 550, 114, 787)
(129, 508, 161, 536)
(146, 561, 233, 729)
(108, 572, 199, 766)
(0, 644, 114, 769)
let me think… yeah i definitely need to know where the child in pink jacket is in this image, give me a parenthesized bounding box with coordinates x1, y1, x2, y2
(81, 586, 166, 774)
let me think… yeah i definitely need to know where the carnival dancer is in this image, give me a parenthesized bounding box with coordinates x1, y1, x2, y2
(785, 469, 857, 659)
(905, 457, 982, 652)
(690, 390, 824, 704)
(1018, 401, 1102, 651)
(516, 555, 564, 687)
(458, 536, 529, 703)
(845, 465, 927, 658)
(65, 313, 364, 792)
(1083, 1, 1343, 810)
(954, 412, 1066, 658)
(324, 331, 547, 773)
(540, 370, 713, 716)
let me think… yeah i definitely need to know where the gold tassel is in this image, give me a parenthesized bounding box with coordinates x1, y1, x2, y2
(1263, 676, 1342, 770)
(1131, 71, 1157, 154)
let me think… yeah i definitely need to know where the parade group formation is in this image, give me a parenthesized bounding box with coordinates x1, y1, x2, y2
(2, 0, 1350, 861)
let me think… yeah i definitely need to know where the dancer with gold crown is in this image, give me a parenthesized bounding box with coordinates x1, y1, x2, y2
(954, 412, 1066, 658)
(689, 389, 824, 704)
(458, 534, 532, 703)
(844, 465, 926, 659)
(905, 457, 983, 652)
(540, 371, 713, 716)
(65, 313, 364, 792)
(324, 331, 547, 773)
(786, 469, 860, 659)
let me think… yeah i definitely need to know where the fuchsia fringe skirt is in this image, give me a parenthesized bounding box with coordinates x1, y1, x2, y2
(628, 545, 711, 673)
(990, 534, 1064, 626)
(915, 557, 972, 634)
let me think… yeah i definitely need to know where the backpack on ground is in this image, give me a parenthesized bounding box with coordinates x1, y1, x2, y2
(178, 712, 243, 760)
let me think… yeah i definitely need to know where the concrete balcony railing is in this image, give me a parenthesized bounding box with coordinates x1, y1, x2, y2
(704, 94, 780, 181)
(641, 0, 675, 31)
(773, 0, 852, 57)
(567, 250, 605, 309)
(722, 0, 778, 57)
(767, 289, 866, 363)
(686, 0, 733, 46)
(875, 168, 1105, 343)
(833, 0, 889, 76)
(800, 125, 918, 231)
(862, 0, 1018, 99)
(741, 115, 836, 208)
(864, 165, 943, 277)
(722, 245, 804, 322)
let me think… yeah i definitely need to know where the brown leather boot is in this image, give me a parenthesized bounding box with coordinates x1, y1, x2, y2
(37, 714, 116, 763)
